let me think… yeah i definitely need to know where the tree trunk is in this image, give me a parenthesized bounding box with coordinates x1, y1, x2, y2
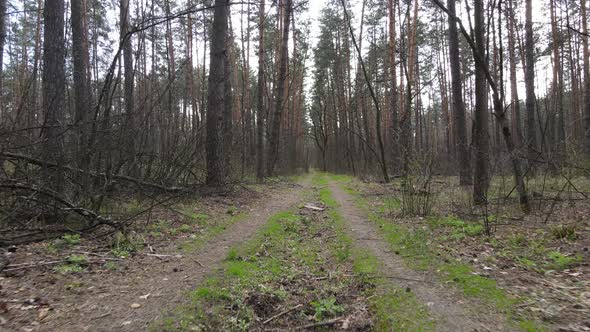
(41, 0, 66, 193)
(120, 0, 136, 174)
(447, 0, 472, 185)
(583, 0, 590, 157)
(267, 0, 292, 176)
(524, 0, 537, 174)
(206, 0, 229, 186)
(256, 0, 265, 181)
(388, 0, 399, 171)
(507, 0, 523, 147)
(71, 0, 92, 170)
(0, 0, 6, 116)
(549, 0, 566, 165)
(473, 0, 490, 204)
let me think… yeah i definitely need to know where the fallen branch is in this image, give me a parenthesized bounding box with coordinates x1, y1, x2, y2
(302, 204, 324, 211)
(294, 316, 344, 330)
(262, 304, 303, 325)
(146, 253, 183, 259)
(0, 180, 122, 229)
(343, 273, 429, 283)
(191, 258, 204, 267)
(1, 152, 189, 192)
(3, 258, 122, 272)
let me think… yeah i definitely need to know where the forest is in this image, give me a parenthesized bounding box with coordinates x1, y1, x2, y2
(0, 0, 589, 330)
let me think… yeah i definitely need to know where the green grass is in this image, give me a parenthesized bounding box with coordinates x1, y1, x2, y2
(154, 206, 350, 331)
(340, 178, 545, 331)
(55, 254, 88, 273)
(316, 177, 435, 331)
(546, 251, 583, 270)
(156, 175, 433, 331)
(429, 215, 485, 240)
(181, 213, 248, 252)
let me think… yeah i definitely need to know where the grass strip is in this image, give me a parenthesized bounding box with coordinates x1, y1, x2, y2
(328, 174, 546, 331)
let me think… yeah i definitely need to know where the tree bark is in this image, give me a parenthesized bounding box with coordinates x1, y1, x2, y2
(41, 0, 66, 194)
(472, 0, 490, 204)
(447, 0, 472, 185)
(524, 0, 537, 174)
(583, 0, 590, 157)
(388, 0, 399, 171)
(256, 0, 265, 180)
(0, 0, 6, 116)
(266, 0, 292, 176)
(506, 0, 523, 147)
(549, 0, 566, 164)
(120, 0, 136, 174)
(71, 0, 92, 170)
(206, 0, 229, 186)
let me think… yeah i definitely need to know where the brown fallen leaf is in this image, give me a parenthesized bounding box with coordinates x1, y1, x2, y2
(37, 307, 50, 321)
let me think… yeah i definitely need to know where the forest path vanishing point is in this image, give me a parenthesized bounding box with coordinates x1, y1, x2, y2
(328, 181, 513, 332)
(37, 176, 311, 332)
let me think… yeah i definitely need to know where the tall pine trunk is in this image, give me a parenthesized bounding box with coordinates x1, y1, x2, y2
(71, 0, 92, 170)
(206, 0, 229, 186)
(41, 0, 66, 193)
(256, 0, 266, 180)
(0, 0, 6, 116)
(473, 0, 490, 204)
(524, 0, 537, 174)
(447, 0, 472, 185)
(267, 0, 292, 176)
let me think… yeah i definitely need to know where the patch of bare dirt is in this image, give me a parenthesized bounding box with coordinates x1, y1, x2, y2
(329, 182, 513, 332)
(0, 178, 310, 332)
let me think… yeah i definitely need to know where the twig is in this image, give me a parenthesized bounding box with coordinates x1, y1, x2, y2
(146, 253, 183, 258)
(3, 258, 122, 272)
(191, 258, 204, 267)
(344, 273, 429, 283)
(294, 316, 344, 330)
(262, 304, 303, 325)
(91, 312, 112, 320)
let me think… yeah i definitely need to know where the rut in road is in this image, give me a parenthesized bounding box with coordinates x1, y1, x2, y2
(328, 181, 513, 332)
(38, 178, 310, 332)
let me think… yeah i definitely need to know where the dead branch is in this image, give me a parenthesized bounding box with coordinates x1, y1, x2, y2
(2, 257, 122, 272)
(0, 180, 122, 229)
(262, 304, 303, 325)
(294, 317, 345, 330)
(1, 152, 190, 192)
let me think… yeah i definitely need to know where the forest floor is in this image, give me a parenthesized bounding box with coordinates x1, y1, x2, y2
(1, 178, 309, 331)
(1, 172, 588, 331)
